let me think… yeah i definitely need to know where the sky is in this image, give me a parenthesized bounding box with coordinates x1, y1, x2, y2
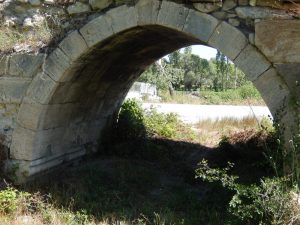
(163, 45, 218, 62)
(191, 45, 217, 60)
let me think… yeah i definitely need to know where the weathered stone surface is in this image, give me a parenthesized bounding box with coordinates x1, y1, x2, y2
(235, 6, 292, 19)
(222, 0, 237, 11)
(67, 2, 91, 14)
(10, 125, 65, 161)
(80, 14, 114, 47)
(0, 78, 31, 103)
(193, 2, 222, 13)
(89, 0, 112, 10)
(44, 48, 72, 82)
(275, 63, 300, 91)
(238, 0, 249, 5)
(0, 56, 9, 75)
(59, 31, 88, 61)
(253, 68, 289, 113)
(17, 103, 79, 130)
(255, 20, 300, 63)
(228, 18, 240, 26)
(211, 11, 227, 20)
(106, 5, 138, 33)
(157, 1, 190, 31)
(136, 0, 160, 25)
(234, 44, 271, 81)
(9, 54, 44, 77)
(183, 10, 219, 43)
(208, 21, 248, 60)
(23, 73, 59, 104)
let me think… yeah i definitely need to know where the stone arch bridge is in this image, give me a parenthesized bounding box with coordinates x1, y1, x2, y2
(0, 0, 300, 181)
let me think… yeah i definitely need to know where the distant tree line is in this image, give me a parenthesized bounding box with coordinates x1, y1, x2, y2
(138, 46, 249, 93)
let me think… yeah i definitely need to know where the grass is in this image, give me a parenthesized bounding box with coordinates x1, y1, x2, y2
(193, 116, 273, 147)
(0, 15, 61, 53)
(0, 102, 276, 225)
(155, 84, 265, 106)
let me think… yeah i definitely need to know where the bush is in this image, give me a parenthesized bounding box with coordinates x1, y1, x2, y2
(238, 83, 261, 99)
(116, 99, 146, 141)
(196, 160, 300, 225)
(116, 99, 196, 142)
(144, 108, 179, 138)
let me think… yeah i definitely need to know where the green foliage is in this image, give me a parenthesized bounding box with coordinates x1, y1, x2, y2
(116, 99, 196, 142)
(196, 160, 300, 225)
(144, 108, 179, 138)
(138, 47, 249, 93)
(116, 99, 146, 140)
(0, 188, 18, 214)
(238, 82, 261, 99)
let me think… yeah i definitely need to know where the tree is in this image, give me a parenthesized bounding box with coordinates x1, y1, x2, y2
(216, 50, 227, 91)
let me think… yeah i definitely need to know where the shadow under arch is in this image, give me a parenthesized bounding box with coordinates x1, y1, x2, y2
(9, 0, 291, 180)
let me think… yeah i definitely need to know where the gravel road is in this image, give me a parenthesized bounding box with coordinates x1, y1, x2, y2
(142, 103, 271, 124)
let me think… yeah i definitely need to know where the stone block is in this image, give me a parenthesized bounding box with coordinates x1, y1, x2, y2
(235, 7, 292, 19)
(59, 31, 88, 61)
(9, 54, 45, 77)
(105, 5, 138, 34)
(23, 73, 59, 104)
(255, 20, 300, 63)
(234, 44, 271, 81)
(253, 68, 289, 113)
(208, 21, 248, 60)
(193, 2, 222, 13)
(157, 1, 190, 31)
(10, 125, 66, 161)
(43, 48, 72, 82)
(135, 0, 160, 25)
(183, 10, 219, 43)
(0, 77, 31, 103)
(89, 0, 113, 10)
(222, 0, 237, 11)
(67, 2, 91, 14)
(275, 63, 300, 97)
(80, 14, 114, 48)
(0, 56, 9, 75)
(17, 103, 79, 130)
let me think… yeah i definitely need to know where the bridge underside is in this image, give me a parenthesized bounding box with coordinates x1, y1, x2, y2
(0, 0, 298, 182)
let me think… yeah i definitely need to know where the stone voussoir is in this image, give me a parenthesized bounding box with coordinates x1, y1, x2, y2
(135, 0, 161, 26)
(43, 48, 72, 83)
(59, 30, 88, 61)
(253, 68, 289, 113)
(208, 21, 248, 60)
(79, 14, 114, 48)
(105, 5, 138, 34)
(234, 44, 271, 81)
(157, 1, 190, 31)
(183, 10, 219, 43)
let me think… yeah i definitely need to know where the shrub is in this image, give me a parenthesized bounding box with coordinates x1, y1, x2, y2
(144, 108, 179, 138)
(116, 99, 146, 141)
(0, 188, 18, 214)
(238, 83, 261, 99)
(196, 160, 300, 225)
